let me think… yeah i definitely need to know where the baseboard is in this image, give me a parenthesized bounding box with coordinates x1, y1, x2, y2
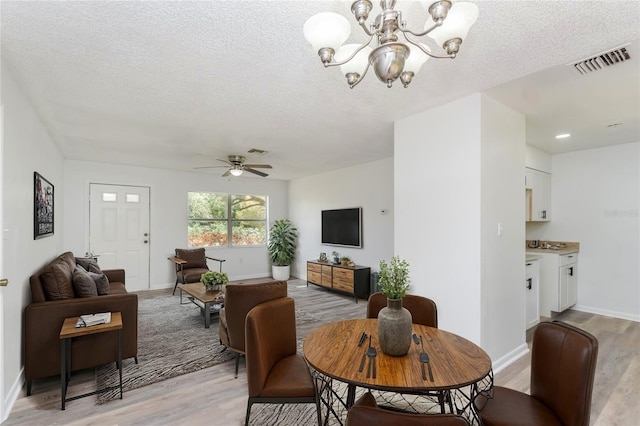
(572, 304, 640, 322)
(1, 367, 24, 423)
(491, 343, 529, 375)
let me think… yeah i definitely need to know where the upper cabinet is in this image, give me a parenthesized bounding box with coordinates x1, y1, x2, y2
(525, 167, 551, 222)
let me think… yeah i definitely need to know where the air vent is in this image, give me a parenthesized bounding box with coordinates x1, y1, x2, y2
(571, 46, 631, 75)
(248, 148, 268, 154)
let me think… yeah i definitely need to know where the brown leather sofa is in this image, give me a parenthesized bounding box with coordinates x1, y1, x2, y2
(24, 252, 138, 395)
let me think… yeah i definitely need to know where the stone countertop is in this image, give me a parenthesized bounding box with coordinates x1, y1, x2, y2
(525, 241, 579, 256)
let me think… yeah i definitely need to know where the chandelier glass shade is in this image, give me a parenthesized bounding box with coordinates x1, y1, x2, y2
(303, 0, 479, 88)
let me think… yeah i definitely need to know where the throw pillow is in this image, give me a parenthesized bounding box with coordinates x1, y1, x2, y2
(40, 259, 75, 300)
(72, 265, 98, 297)
(75, 257, 102, 274)
(89, 271, 110, 295)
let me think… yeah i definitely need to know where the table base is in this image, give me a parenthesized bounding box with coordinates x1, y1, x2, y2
(312, 369, 493, 426)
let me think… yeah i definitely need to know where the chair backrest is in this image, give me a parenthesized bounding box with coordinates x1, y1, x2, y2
(530, 321, 598, 426)
(367, 292, 438, 328)
(245, 296, 297, 398)
(224, 280, 288, 352)
(347, 400, 469, 426)
(175, 248, 208, 270)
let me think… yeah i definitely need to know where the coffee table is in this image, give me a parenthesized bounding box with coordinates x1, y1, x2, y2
(178, 282, 224, 328)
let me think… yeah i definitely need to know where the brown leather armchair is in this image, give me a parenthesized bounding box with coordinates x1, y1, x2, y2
(476, 320, 598, 426)
(244, 296, 321, 426)
(346, 392, 470, 426)
(367, 292, 438, 328)
(218, 280, 288, 377)
(168, 248, 225, 295)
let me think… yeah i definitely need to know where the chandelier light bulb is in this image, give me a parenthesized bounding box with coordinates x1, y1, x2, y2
(303, 12, 351, 52)
(425, 2, 479, 49)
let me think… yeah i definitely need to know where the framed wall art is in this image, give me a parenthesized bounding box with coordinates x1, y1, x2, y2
(34, 172, 54, 239)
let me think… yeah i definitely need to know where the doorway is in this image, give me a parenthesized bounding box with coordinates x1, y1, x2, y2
(89, 184, 150, 291)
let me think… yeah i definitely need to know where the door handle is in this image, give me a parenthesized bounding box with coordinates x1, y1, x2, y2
(144, 240, 148, 244)
(569, 267, 574, 277)
(144, 233, 148, 236)
(0, 278, 8, 287)
(526, 278, 532, 290)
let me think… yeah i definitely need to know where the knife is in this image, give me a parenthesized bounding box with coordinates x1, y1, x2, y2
(358, 351, 367, 372)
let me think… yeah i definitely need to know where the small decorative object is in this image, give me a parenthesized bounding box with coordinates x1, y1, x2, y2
(331, 251, 340, 264)
(34, 172, 54, 239)
(201, 271, 229, 292)
(377, 256, 412, 356)
(340, 256, 351, 266)
(319, 252, 328, 262)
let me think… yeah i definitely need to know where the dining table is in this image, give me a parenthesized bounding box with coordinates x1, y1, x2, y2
(303, 318, 493, 425)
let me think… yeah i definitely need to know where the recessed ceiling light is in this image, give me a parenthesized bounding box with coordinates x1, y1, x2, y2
(555, 133, 571, 139)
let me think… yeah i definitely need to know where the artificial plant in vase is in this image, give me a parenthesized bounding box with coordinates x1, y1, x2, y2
(267, 219, 298, 281)
(377, 255, 412, 356)
(201, 270, 229, 292)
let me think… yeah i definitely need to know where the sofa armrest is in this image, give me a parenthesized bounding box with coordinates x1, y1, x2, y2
(24, 292, 138, 381)
(104, 269, 125, 284)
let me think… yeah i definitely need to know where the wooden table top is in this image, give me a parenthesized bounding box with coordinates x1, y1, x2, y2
(178, 283, 224, 303)
(303, 319, 492, 392)
(60, 312, 122, 339)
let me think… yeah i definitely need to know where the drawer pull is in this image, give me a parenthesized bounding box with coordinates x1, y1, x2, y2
(526, 278, 532, 290)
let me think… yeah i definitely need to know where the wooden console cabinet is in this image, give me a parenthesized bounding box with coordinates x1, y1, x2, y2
(307, 261, 371, 303)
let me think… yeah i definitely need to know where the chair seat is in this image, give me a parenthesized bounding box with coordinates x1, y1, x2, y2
(260, 354, 315, 398)
(178, 268, 209, 283)
(479, 386, 563, 426)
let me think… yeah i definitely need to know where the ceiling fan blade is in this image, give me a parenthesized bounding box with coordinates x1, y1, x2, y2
(243, 164, 273, 169)
(222, 169, 231, 177)
(194, 165, 229, 169)
(245, 168, 269, 177)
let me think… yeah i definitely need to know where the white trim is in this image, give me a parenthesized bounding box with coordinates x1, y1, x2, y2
(1, 368, 23, 423)
(491, 343, 530, 375)
(572, 304, 640, 323)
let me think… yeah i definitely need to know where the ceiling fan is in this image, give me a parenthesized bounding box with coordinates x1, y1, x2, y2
(194, 155, 273, 177)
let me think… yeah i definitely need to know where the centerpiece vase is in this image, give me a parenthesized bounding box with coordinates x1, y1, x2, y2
(378, 298, 412, 356)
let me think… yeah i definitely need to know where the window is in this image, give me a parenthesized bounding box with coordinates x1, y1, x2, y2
(188, 192, 267, 247)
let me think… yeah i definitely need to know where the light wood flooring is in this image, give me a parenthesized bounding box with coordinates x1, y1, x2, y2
(6, 279, 639, 425)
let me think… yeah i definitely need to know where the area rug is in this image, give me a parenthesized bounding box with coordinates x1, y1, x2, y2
(96, 291, 321, 403)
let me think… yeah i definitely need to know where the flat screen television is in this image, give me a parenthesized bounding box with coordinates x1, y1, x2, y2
(321, 207, 362, 248)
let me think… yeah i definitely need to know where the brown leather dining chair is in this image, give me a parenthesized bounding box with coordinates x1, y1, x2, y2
(476, 320, 598, 426)
(168, 247, 225, 295)
(346, 392, 470, 426)
(218, 280, 288, 377)
(244, 296, 321, 426)
(367, 292, 438, 328)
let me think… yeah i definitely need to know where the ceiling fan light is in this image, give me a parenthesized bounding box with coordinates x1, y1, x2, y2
(230, 168, 243, 177)
(303, 12, 351, 52)
(425, 2, 479, 48)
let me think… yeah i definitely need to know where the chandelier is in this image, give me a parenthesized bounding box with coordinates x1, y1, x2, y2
(303, 0, 479, 88)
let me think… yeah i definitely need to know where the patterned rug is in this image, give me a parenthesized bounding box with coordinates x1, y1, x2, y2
(96, 291, 321, 403)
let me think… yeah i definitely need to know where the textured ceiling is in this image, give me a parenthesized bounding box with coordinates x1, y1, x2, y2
(1, 1, 639, 180)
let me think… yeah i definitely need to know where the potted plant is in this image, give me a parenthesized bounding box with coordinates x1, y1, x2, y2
(267, 219, 298, 281)
(201, 270, 229, 292)
(377, 256, 412, 356)
(340, 256, 351, 266)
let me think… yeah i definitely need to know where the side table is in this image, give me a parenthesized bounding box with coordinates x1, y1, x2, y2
(59, 312, 123, 410)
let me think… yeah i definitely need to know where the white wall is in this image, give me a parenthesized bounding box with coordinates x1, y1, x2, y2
(546, 142, 639, 320)
(525, 144, 552, 173)
(1, 63, 65, 422)
(395, 94, 526, 365)
(289, 158, 394, 280)
(63, 160, 289, 287)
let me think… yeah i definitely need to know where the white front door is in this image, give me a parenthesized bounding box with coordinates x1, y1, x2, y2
(90, 184, 150, 291)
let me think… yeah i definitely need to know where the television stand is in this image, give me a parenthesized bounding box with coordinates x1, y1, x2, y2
(306, 261, 370, 303)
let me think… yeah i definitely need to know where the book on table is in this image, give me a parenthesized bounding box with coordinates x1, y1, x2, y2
(76, 312, 111, 328)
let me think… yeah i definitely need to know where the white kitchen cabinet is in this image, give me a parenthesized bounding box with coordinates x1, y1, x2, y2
(536, 252, 578, 316)
(525, 167, 551, 222)
(525, 259, 540, 329)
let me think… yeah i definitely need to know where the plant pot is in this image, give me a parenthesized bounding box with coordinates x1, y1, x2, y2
(203, 283, 223, 292)
(341, 260, 349, 266)
(377, 298, 412, 356)
(272, 265, 291, 281)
